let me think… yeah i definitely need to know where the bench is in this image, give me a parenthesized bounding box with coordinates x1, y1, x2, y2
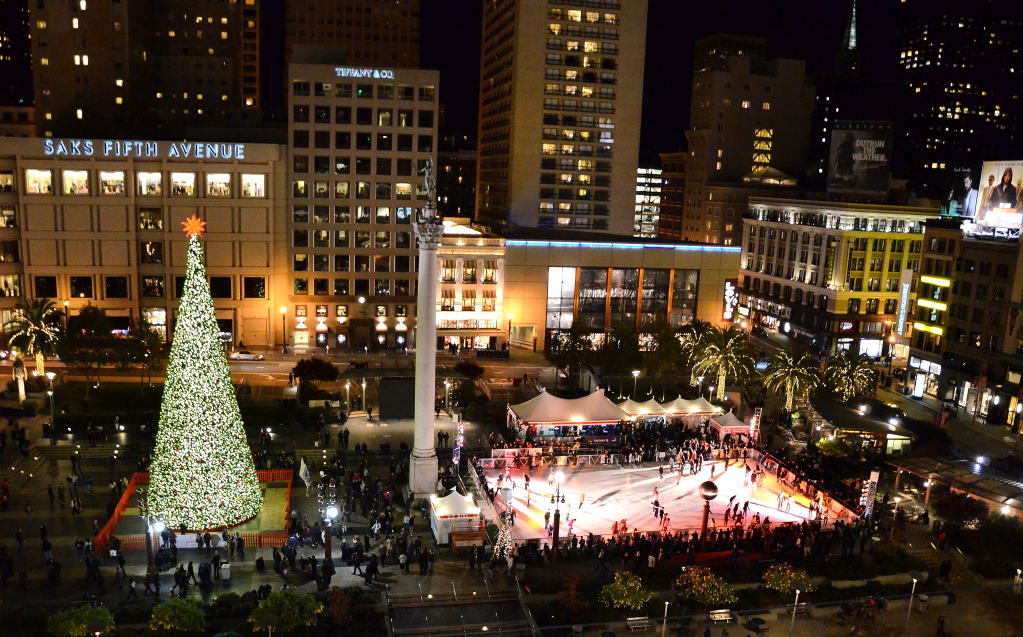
(786, 603, 811, 617)
(626, 617, 653, 631)
(709, 609, 736, 624)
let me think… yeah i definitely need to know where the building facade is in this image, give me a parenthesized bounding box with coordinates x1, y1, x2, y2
(284, 0, 420, 68)
(739, 197, 935, 356)
(475, 0, 647, 234)
(0, 136, 287, 346)
(655, 152, 685, 241)
(286, 63, 438, 350)
(633, 167, 661, 238)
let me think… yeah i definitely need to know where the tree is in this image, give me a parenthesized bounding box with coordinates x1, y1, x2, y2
(148, 598, 207, 634)
(453, 360, 485, 380)
(646, 320, 684, 378)
(824, 351, 876, 402)
(691, 326, 755, 401)
(673, 567, 738, 607)
(596, 324, 643, 376)
(292, 357, 339, 382)
(933, 492, 989, 527)
(4, 297, 61, 374)
(762, 562, 816, 594)
(763, 347, 821, 411)
(248, 589, 323, 634)
(68, 303, 111, 336)
(548, 322, 593, 388)
(147, 218, 263, 529)
(598, 571, 653, 610)
(46, 605, 115, 637)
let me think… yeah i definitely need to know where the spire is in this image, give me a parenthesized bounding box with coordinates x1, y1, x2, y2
(837, 0, 859, 74)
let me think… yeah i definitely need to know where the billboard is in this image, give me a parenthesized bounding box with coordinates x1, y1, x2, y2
(972, 160, 1023, 232)
(827, 123, 892, 195)
(938, 165, 978, 217)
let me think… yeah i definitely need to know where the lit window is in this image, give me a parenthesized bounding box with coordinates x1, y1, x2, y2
(168, 30, 175, 37)
(79, 0, 87, 9)
(170, 173, 195, 196)
(40, 57, 48, 66)
(62, 170, 89, 195)
(206, 173, 231, 197)
(99, 171, 125, 195)
(115, 96, 123, 105)
(245, 97, 254, 106)
(741, 100, 750, 109)
(137, 172, 162, 196)
(220, 31, 228, 39)
(36, 20, 46, 29)
(74, 54, 81, 65)
(240, 174, 265, 198)
(82, 54, 89, 65)
(72, 18, 79, 29)
(25, 169, 53, 195)
(762, 101, 771, 110)
(75, 108, 83, 119)
(115, 78, 123, 87)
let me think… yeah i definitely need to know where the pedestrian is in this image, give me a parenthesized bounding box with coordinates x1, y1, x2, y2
(47, 484, 54, 507)
(125, 577, 138, 600)
(936, 615, 945, 636)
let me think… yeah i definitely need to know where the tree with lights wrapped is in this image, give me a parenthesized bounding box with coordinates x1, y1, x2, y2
(147, 215, 262, 529)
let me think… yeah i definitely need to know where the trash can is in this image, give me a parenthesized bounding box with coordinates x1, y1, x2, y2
(221, 562, 232, 581)
(916, 594, 928, 612)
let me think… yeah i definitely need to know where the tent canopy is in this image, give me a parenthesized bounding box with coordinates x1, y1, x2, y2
(661, 396, 719, 415)
(618, 398, 665, 417)
(509, 388, 627, 425)
(431, 490, 480, 517)
(710, 411, 749, 435)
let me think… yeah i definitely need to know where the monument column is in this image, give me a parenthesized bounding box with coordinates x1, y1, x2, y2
(409, 160, 443, 499)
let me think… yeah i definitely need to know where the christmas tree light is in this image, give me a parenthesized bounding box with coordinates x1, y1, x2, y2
(147, 215, 263, 529)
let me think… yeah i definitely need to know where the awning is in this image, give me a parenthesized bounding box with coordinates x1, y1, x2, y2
(710, 411, 749, 435)
(509, 388, 627, 425)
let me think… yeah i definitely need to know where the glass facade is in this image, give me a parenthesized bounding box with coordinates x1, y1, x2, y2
(546, 266, 576, 329)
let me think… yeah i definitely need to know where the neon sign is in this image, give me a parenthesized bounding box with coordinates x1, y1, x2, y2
(42, 139, 247, 160)
(334, 66, 395, 79)
(722, 279, 738, 321)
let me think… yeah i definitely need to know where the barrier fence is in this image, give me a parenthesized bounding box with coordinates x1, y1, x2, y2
(94, 469, 295, 553)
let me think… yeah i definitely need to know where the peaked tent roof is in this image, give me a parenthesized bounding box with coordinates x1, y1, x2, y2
(618, 398, 665, 416)
(661, 396, 719, 415)
(710, 410, 749, 433)
(510, 388, 627, 424)
(431, 490, 481, 517)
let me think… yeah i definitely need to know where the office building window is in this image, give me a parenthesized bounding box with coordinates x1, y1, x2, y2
(140, 276, 163, 298)
(671, 269, 699, 324)
(105, 276, 129, 299)
(0, 172, 13, 193)
(70, 276, 94, 298)
(25, 169, 52, 194)
(62, 170, 89, 195)
(0, 207, 16, 228)
(171, 172, 195, 196)
(293, 254, 308, 271)
(243, 277, 265, 299)
(375, 280, 390, 296)
(0, 241, 18, 263)
(240, 174, 265, 197)
(292, 206, 309, 223)
(209, 277, 232, 298)
(609, 268, 639, 327)
(139, 241, 163, 264)
(293, 278, 309, 295)
(99, 171, 125, 195)
(35, 276, 57, 298)
(578, 267, 608, 329)
(546, 266, 576, 329)
(333, 279, 349, 296)
(137, 171, 161, 195)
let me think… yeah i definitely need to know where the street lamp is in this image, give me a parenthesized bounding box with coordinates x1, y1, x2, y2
(697, 375, 704, 398)
(698, 480, 718, 550)
(322, 503, 338, 582)
(45, 371, 56, 436)
(146, 518, 165, 575)
(904, 577, 918, 635)
(279, 306, 287, 350)
(551, 470, 566, 562)
(631, 369, 640, 398)
(344, 382, 351, 411)
(506, 313, 513, 348)
(444, 379, 451, 412)
(789, 589, 801, 637)
(62, 300, 69, 332)
(360, 380, 367, 413)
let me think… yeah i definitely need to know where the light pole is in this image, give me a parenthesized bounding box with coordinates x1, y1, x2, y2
(323, 503, 338, 582)
(145, 518, 165, 575)
(344, 382, 351, 411)
(904, 577, 918, 635)
(45, 371, 56, 434)
(279, 306, 287, 350)
(444, 380, 451, 412)
(62, 300, 69, 332)
(789, 589, 801, 636)
(699, 480, 717, 550)
(551, 470, 566, 562)
(697, 375, 704, 399)
(631, 369, 640, 398)
(709, 385, 716, 401)
(361, 380, 367, 413)
(661, 601, 670, 637)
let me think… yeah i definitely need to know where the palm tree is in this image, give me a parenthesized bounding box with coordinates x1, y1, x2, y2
(680, 320, 710, 385)
(692, 325, 755, 401)
(763, 347, 821, 411)
(4, 298, 62, 374)
(824, 350, 876, 402)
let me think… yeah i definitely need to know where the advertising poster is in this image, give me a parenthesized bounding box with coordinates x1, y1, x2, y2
(827, 123, 892, 195)
(973, 160, 1023, 232)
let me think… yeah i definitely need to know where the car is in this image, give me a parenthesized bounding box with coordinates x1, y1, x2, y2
(229, 350, 264, 361)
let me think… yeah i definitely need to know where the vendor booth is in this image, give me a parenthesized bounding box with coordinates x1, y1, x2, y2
(430, 491, 483, 547)
(710, 411, 750, 440)
(508, 388, 628, 440)
(661, 396, 719, 426)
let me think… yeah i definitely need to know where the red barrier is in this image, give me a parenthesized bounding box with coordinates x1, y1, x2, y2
(95, 472, 141, 552)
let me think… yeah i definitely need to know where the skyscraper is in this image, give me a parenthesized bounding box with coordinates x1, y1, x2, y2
(897, 0, 1023, 193)
(284, 0, 421, 68)
(0, 0, 32, 107)
(476, 0, 647, 234)
(633, 167, 661, 238)
(655, 152, 685, 241)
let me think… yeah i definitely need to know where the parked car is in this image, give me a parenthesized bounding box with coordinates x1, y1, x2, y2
(229, 350, 264, 361)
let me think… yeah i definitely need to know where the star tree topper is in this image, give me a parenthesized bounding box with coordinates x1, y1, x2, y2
(181, 214, 207, 237)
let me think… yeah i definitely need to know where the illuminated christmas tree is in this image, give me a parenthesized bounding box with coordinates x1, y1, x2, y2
(147, 215, 263, 529)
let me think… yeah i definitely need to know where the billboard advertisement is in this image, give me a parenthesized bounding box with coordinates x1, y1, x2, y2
(972, 160, 1023, 232)
(938, 165, 978, 217)
(827, 123, 892, 195)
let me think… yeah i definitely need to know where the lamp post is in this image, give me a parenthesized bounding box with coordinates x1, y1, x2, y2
(631, 369, 640, 398)
(506, 313, 513, 348)
(62, 300, 69, 332)
(344, 382, 350, 411)
(551, 470, 566, 562)
(323, 503, 338, 581)
(697, 375, 704, 399)
(443, 380, 451, 412)
(661, 601, 670, 637)
(279, 306, 287, 350)
(789, 589, 801, 637)
(145, 517, 165, 575)
(45, 371, 56, 434)
(698, 480, 718, 550)
(904, 577, 918, 635)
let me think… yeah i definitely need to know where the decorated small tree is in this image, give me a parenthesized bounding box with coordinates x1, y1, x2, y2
(249, 589, 323, 634)
(673, 567, 738, 607)
(598, 571, 653, 610)
(148, 598, 207, 634)
(763, 562, 816, 594)
(147, 215, 263, 529)
(46, 605, 115, 637)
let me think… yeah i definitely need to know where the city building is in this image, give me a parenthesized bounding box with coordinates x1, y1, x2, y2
(437, 134, 476, 220)
(0, 106, 34, 138)
(897, 1, 1023, 194)
(633, 167, 661, 237)
(0, 0, 32, 110)
(28, 0, 261, 140)
(655, 152, 685, 241)
(284, 0, 420, 68)
(437, 220, 507, 351)
(286, 61, 438, 350)
(908, 217, 1023, 430)
(683, 34, 814, 245)
(739, 197, 936, 356)
(475, 0, 647, 234)
(0, 136, 287, 346)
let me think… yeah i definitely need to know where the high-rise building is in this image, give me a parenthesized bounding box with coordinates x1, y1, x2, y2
(633, 167, 661, 238)
(285, 62, 438, 350)
(0, 0, 32, 108)
(476, 0, 647, 234)
(29, 0, 261, 140)
(284, 0, 420, 68)
(655, 152, 685, 241)
(897, 0, 1023, 193)
(437, 134, 476, 220)
(683, 35, 814, 245)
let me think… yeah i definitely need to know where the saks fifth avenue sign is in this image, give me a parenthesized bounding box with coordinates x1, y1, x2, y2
(42, 139, 247, 160)
(334, 66, 395, 79)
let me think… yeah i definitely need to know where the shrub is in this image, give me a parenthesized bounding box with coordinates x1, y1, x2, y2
(292, 357, 339, 382)
(673, 567, 737, 607)
(47, 606, 115, 637)
(453, 361, 485, 380)
(933, 492, 988, 527)
(598, 571, 653, 610)
(763, 562, 816, 593)
(249, 590, 323, 634)
(148, 598, 206, 634)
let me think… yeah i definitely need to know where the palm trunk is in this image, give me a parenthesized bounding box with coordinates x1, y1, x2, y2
(785, 381, 794, 412)
(34, 351, 45, 375)
(716, 368, 726, 401)
(16, 377, 25, 403)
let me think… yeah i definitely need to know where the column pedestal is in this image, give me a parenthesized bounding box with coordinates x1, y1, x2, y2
(409, 453, 439, 500)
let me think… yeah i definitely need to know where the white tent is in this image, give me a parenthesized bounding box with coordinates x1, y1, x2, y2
(509, 388, 627, 425)
(710, 411, 750, 437)
(429, 490, 481, 545)
(618, 398, 666, 418)
(660, 396, 719, 415)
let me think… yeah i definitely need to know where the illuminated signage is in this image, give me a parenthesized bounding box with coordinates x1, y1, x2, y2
(42, 139, 246, 160)
(334, 66, 395, 79)
(895, 268, 914, 336)
(861, 470, 880, 517)
(916, 299, 947, 311)
(920, 275, 950, 287)
(722, 279, 738, 322)
(913, 322, 944, 336)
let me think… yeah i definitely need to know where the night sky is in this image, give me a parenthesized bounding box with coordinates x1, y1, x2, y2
(421, 0, 898, 164)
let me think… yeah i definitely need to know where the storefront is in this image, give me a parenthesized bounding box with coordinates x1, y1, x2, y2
(908, 356, 942, 398)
